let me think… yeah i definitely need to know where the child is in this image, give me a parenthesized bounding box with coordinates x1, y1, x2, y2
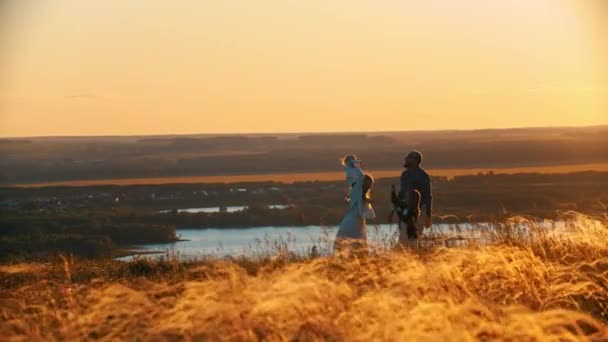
(361, 173, 376, 219)
(390, 184, 421, 241)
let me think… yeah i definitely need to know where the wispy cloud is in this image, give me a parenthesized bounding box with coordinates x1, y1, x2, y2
(522, 85, 608, 94)
(463, 85, 608, 96)
(63, 93, 99, 100)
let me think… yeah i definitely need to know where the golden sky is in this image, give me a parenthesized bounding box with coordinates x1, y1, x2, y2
(1, 0, 606, 137)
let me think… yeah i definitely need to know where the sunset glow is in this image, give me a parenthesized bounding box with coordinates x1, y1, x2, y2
(1, 0, 606, 137)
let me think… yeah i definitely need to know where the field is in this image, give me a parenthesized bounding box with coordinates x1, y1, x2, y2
(9, 162, 608, 187)
(1, 214, 607, 340)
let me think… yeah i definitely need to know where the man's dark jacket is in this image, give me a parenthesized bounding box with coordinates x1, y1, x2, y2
(399, 167, 432, 217)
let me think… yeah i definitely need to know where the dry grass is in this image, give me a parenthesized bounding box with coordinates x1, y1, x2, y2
(9, 162, 608, 187)
(1, 215, 607, 341)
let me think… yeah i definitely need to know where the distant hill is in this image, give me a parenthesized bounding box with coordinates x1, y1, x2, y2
(1, 126, 607, 184)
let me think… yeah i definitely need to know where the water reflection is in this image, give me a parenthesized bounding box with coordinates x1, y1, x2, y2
(159, 204, 291, 214)
(120, 222, 535, 261)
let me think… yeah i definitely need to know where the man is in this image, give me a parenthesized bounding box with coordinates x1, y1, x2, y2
(398, 150, 432, 246)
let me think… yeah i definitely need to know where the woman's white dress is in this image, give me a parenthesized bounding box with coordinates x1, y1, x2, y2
(336, 166, 367, 240)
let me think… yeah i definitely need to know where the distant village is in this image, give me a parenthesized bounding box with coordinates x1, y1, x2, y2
(2, 170, 606, 222)
(0, 182, 321, 213)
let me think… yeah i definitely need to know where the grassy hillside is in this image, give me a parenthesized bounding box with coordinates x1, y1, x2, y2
(1, 214, 607, 340)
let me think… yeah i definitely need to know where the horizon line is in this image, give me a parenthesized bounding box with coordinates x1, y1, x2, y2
(1, 123, 606, 140)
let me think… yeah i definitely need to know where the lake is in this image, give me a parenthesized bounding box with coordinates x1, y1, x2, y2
(121, 222, 504, 261)
(159, 204, 291, 214)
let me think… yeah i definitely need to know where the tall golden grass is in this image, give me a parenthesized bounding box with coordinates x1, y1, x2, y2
(1, 214, 607, 341)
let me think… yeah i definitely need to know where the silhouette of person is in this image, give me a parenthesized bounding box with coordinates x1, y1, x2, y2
(397, 151, 432, 247)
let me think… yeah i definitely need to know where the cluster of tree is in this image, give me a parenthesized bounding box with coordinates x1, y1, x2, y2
(1, 234, 114, 261)
(0, 210, 177, 261)
(139, 204, 345, 229)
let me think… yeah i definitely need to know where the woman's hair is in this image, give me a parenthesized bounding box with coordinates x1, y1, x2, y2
(341, 155, 358, 166)
(362, 173, 374, 200)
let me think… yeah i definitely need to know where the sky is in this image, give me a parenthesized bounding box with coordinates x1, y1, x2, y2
(0, 0, 606, 137)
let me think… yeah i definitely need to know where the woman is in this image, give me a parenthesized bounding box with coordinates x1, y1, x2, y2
(335, 155, 375, 254)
